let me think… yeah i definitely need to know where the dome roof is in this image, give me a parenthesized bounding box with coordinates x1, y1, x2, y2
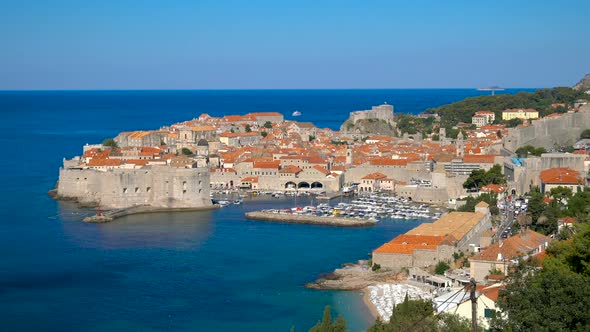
(197, 139, 209, 147)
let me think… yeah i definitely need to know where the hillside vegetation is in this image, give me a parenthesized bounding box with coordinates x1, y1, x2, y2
(426, 87, 589, 129)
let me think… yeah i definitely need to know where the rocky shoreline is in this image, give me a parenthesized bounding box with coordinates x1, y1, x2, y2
(305, 260, 406, 290)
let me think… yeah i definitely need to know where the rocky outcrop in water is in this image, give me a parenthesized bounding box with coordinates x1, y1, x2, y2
(305, 261, 406, 290)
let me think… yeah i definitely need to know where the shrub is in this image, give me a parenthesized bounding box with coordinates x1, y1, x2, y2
(435, 261, 450, 275)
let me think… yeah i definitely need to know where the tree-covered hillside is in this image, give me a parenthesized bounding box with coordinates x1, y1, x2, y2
(426, 87, 589, 129)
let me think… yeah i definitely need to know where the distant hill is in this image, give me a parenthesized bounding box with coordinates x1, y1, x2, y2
(426, 87, 589, 129)
(574, 73, 590, 91)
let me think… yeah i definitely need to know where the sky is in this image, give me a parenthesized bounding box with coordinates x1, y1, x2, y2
(1, 0, 589, 89)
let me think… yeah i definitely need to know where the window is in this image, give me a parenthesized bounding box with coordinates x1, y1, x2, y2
(146, 187, 151, 193)
(123, 188, 128, 193)
(183, 190, 187, 194)
(135, 187, 139, 193)
(484, 309, 496, 318)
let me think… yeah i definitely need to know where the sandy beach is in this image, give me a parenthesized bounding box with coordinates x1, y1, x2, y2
(362, 288, 380, 320)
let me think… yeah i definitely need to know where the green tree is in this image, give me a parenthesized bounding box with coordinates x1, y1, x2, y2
(463, 164, 506, 190)
(181, 148, 193, 156)
(309, 135, 316, 141)
(261, 131, 268, 138)
(102, 138, 118, 148)
(580, 129, 590, 139)
(435, 261, 450, 275)
(245, 124, 252, 132)
(549, 186, 573, 205)
(490, 220, 590, 329)
(309, 305, 349, 332)
(264, 121, 273, 129)
(515, 145, 547, 157)
(526, 186, 545, 225)
(506, 118, 522, 128)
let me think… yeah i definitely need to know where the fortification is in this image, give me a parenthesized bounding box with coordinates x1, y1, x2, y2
(57, 165, 212, 209)
(503, 105, 590, 152)
(349, 103, 394, 123)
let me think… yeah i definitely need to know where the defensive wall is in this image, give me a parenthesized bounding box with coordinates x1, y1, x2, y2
(503, 105, 590, 152)
(57, 165, 212, 209)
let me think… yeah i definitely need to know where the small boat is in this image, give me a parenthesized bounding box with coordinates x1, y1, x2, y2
(292, 110, 301, 116)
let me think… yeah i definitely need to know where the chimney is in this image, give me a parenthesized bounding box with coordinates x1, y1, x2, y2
(497, 253, 503, 261)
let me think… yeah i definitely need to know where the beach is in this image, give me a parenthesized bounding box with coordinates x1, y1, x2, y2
(362, 283, 433, 322)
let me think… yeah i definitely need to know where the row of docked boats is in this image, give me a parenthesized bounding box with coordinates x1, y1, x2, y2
(264, 194, 442, 222)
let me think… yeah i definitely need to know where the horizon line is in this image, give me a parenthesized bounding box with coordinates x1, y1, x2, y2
(0, 87, 545, 92)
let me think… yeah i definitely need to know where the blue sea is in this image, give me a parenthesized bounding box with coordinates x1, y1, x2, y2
(0, 89, 533, 331)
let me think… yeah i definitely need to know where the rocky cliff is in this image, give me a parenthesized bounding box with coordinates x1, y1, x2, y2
(574, 73, 590, 91)
(339, 118, 397, 136)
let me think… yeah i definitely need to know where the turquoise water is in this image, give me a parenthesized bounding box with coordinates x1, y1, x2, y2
(0, 89, 534, 331)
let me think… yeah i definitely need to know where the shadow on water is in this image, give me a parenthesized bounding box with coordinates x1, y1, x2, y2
(58, 203, 215, 250)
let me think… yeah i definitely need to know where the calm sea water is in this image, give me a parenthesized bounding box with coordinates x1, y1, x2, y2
(0, 89, 533, 331)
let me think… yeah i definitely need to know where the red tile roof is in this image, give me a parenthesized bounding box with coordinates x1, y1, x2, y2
(539, 167, 584, 184)
(463, 154, 498, 164)
(362, 172, 387, 180)
(253, 160, 280, 169)
(470, 229, 551, 262)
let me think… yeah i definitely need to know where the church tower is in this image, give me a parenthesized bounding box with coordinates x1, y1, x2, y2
(456, 131, 465, 158)
(346, 145, 353, 165)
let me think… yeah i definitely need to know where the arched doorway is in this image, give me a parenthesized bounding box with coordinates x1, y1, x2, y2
(285, 181, 297, 189)
(298, 182, 310, 189)
(311, 182, 323, 189)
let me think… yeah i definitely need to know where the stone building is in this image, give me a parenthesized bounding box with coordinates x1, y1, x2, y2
(372, 206, 491, 272)
(469, 229, 550, 283)
(57, 163, 211, 209)
(501, 108, 539, 121)
(349, 103, 394, 123)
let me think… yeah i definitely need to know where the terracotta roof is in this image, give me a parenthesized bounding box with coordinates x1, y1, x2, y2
(540, 167, 583, 184)
(362, 172, 388, 180)
(463, 155, 498, 164)
(470, 229, 551, 262)
(373, 235, 449, 254)
(279, 165, 303, 174)
(312, 165, 331, 175)
(87, 158, 122, 167)
(241, 176, 259, 183)
(478, 284, 504, 302)
(481, 184, 508, 193)
(253, 160, 280, 169)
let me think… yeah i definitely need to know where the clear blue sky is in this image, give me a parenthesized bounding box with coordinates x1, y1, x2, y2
(1, 0, 589, 89)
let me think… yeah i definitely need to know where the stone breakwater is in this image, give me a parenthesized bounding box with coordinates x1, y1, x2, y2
(245, 211, 377, 227)
(82, 205, 219, 223)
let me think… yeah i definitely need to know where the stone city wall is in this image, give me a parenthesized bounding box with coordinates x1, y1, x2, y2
(57, 166, 211, 209)
(503, 105, 590, 152)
